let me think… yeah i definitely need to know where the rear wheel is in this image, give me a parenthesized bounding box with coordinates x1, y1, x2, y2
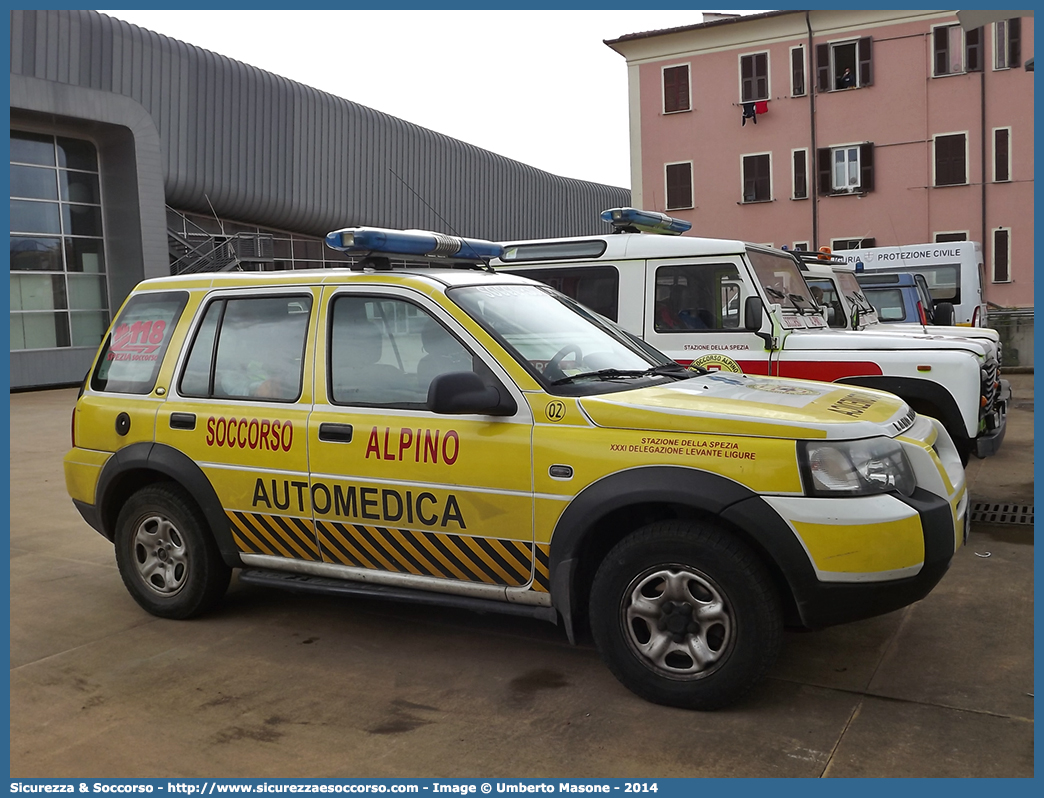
(589, 520, 782, 710)
(114, 483, 231, 619)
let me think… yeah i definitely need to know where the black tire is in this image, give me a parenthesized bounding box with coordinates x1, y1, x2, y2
(589, 520, 782, 711)
(114, 483, 232, 619)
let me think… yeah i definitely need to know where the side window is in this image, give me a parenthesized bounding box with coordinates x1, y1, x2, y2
(740, 52, 769, 102)
(329, 296, 475, 406)
(654, 263, 743, 332)
(91, 291, 188, 395)
(806, 278, 845, 328)
(818, 143, 874, 195)
(506, 266, 619, 321)
(815, 37, 873, 91)
(178, 294, 312, 402)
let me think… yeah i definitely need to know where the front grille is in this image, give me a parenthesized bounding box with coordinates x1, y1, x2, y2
(970, 502, 1034, 525)
(980, 358, 999, 417)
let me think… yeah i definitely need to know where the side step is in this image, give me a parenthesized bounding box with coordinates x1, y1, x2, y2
(238, 569, 559, 625)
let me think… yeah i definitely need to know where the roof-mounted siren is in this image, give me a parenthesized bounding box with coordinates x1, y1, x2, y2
(325, 227, 504, 270)
(600, 207, 692, 236)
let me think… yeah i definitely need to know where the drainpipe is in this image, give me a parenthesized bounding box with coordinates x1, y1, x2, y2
(806, 11, 818, 249)
(980, 68, 987, 249)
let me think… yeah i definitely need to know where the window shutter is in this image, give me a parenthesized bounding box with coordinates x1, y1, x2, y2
(859, 143, 874, 192)
(993, 229, 1010, 282)
(793, 150, 807, 199)
(965, 27, 983, 72)
(755, 53, 768, 100)
(933, 27, 949, 75)
(858, 37, 873, 86)
(817, 148, 832, 194)
(816, 44, 829, 92)
(741, 55, 753, 103)
(995, 129, 1010, 182)
(666, 163, 692, 210)
(935, 135, 966, 186)
(792, 47, 805, 96)
(1009, 17, 1021, 67)
(755, 154, 770, 200)
(663, 66, 689, 113)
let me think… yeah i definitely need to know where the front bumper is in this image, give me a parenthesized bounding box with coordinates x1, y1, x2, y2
(724, 487, 959, 630)
(975, 398, 1008, 459)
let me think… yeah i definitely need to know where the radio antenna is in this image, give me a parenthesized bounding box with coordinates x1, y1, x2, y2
(388, 168, 461, 237)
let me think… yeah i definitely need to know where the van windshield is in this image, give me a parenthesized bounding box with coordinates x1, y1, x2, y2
(746, 248, 817, 312)
(448, 283, 686, 393)
(833, 270, 878, 316)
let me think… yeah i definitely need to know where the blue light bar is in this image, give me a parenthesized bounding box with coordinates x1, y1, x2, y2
(600, 207, 692, 235)
(325, 227, 504, 260)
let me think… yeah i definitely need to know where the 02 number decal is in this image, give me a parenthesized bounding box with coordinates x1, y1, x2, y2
(545, 401, 566, 422)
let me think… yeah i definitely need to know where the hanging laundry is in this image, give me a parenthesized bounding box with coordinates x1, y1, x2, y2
(754, 100, 769, 115)
(741, 102, 756, 126)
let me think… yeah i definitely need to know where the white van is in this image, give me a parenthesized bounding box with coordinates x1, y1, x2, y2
(831, 242, 988, 327)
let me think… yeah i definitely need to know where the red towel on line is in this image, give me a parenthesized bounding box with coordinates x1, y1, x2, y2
(754, 101, 768, 114)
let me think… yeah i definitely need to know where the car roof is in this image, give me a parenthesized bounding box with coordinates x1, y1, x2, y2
(132, 266, 540, 293)
(493, 233, 750, 264)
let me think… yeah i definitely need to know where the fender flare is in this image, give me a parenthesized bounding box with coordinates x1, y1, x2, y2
(94, 441, 241, 566)
(547, 465, 817, 642)
(836, 375, 969, 442)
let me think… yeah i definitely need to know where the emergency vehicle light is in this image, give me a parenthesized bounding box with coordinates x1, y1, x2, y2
(600, 207, 692, 235)
(325, 227, 504, 260)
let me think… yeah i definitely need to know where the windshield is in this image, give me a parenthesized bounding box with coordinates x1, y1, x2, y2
(746, 249, 817, 312)
(448, 283, 685, 394)
(833, 271, 878, 317)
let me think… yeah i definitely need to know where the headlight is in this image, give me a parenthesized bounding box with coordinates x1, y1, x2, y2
(799, 437, 916, 497)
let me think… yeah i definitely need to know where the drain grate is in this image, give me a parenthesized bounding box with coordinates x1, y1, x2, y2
(970, 502, 1034, 526)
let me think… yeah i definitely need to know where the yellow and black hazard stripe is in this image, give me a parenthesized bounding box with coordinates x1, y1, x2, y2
(228, 511, 550, 592)
(317, 519, 551, 591)
(228, 511, 321, 561)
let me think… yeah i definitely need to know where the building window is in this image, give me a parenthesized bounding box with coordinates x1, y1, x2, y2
(816, 38, 873, 91)
(831, 237, 876, 251)
(741, 154, 771, 203)
(663, 64, 691, 113)
(740, 52, 769, 102)
(933, 24, 983, 75)
(665, 162, 693, 210)
(790, 46, 806, 97)
(994, 18, 1021, 69)
(935, 231, 968, 243)
(817, 143, 874, 195)
(994, 128, 1011, 182)
(10, 130, 109, 352)
(792, 149, 808, 199)
(934, 133, 967, 186)
(992, 229, 1011, 283)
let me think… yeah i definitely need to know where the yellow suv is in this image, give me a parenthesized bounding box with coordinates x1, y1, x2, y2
(64, 227, 968, 710)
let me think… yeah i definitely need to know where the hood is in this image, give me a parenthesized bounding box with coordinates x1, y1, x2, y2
(579, 372, 914, 440)
(783, 328, 988, 358)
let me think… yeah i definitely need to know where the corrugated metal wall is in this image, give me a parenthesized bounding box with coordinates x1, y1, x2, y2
(9, 9, 630, 240)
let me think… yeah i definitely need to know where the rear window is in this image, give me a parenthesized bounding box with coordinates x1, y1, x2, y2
(862, 287, 907, 322)
(90, 291, 188, 394)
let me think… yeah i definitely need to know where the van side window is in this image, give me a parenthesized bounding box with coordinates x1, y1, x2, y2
(178, 295, 312, 402)
(506, 265, 619, 321)
(654, 264, 742, 331)
(91, 291, 188, 394)
(328, 296, 475, 407)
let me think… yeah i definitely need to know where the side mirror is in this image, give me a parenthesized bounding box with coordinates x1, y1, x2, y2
(744, 296, 764, 331)
(427, 371, 513, 415)
(933, 301, 955, 326)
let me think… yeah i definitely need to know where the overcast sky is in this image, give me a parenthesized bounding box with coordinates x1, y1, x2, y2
(97, 10, 761, 190)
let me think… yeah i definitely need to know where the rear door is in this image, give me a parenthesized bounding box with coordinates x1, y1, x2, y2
(155, 288, 320, 564)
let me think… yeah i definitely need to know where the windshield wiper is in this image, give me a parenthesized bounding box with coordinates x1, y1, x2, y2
(550, 362, 694, 386)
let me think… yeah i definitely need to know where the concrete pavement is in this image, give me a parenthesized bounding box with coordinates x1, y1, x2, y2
(8, 380, 1034, 778)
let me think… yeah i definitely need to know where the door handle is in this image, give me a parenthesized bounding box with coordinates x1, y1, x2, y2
(319, 423, 354, 443)
(169, 412, 196, 430)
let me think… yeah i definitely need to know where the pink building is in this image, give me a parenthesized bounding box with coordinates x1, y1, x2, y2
(606, 10, 1034, 310)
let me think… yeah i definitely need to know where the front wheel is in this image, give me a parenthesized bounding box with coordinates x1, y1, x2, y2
(114, 483, 232, 619)
(589, 520, 782, 710)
